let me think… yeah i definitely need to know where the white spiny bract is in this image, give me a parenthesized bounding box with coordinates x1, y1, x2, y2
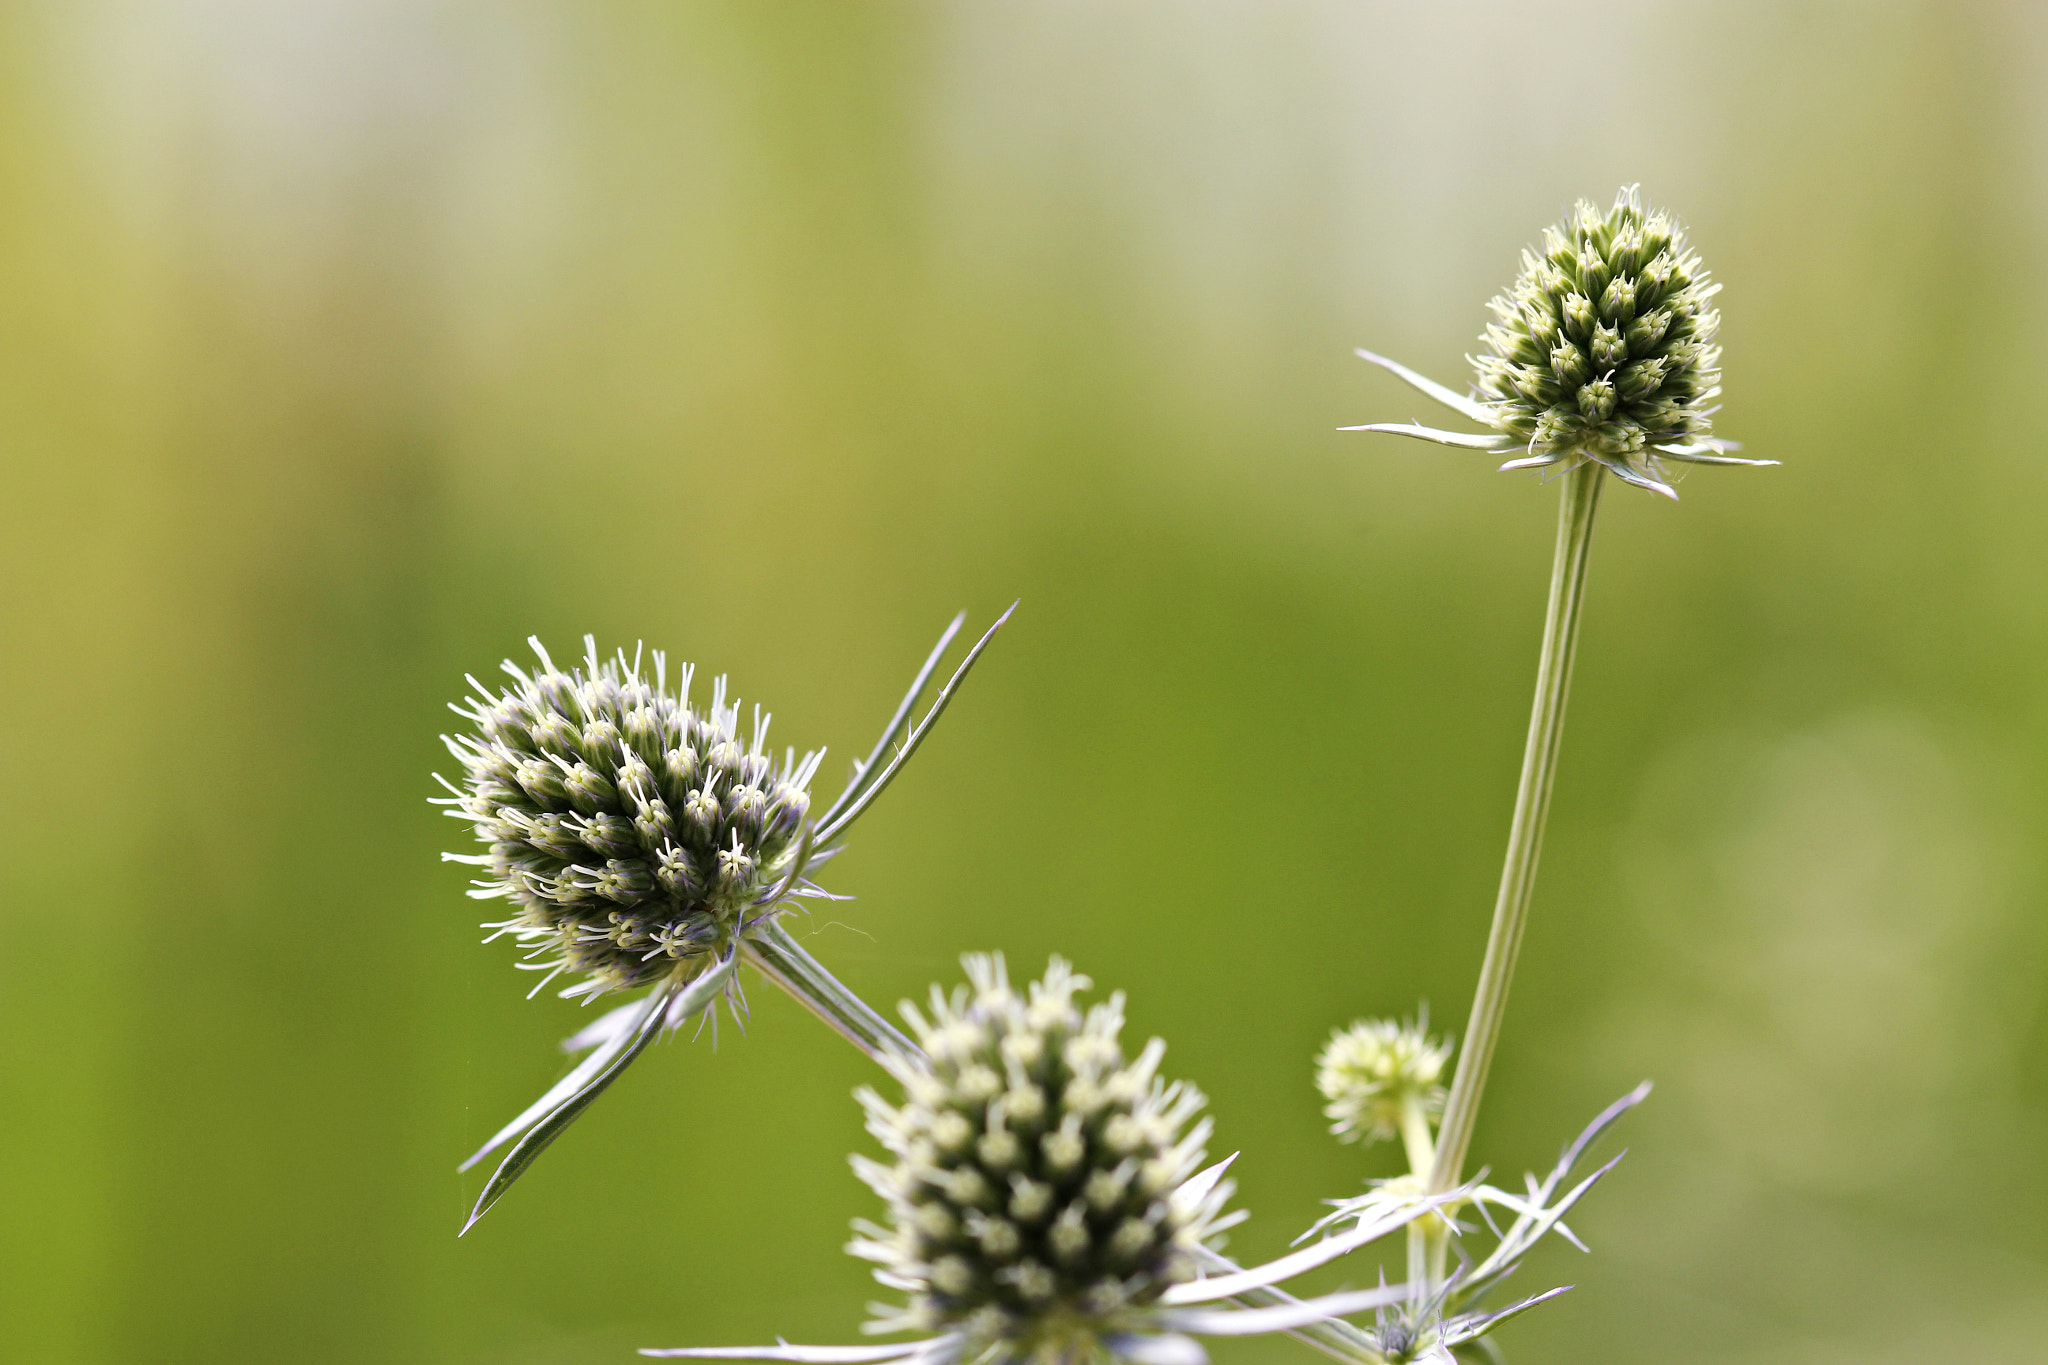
(1293, 1085, 1654, 1365)
(1347, 186, 1774, 498)
(646, 958, 1456, 1365)
(851, 956, 1223, 1350)
(436, 636, 820, 1001)
(1315, 1019, 1450, 1148)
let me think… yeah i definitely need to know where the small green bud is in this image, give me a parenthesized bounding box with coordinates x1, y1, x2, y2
(1576, 247, 1611, 298)
(1048, 1206, 1089, 1263)
(914, 1201, 959, 1242)
(1005, 1083, 1045, 1125)
(1008, 1178, 1053, 1223)
(1549, 342, 1589, 388)
(945, 1166, 995, 1209)
(586, 858, 653, 904)
(715, 841, 757, 892)
(565, 761, 621, 816)
(527, 711, 578, 756)
(1591, 322, 1627, 370)
(1041, 1121, 1086, 1173)
(1107, 1217, 1155, 1263)
(577, 716, 622, 765)
(633, 802, 678, 855)
(977, 1127, 1022, 1170)
(521, 812, 583, 861)
(573, 811, 638, 860)
(705, 739, 743, 778)
(1598, 274, 1637, 324)
(763, 782, 810, 840)
(514, 756, 568, 806)
(1577, 376, 1618, 421)
(620, 705, 664, 755)
(653, 843, 702, 900)
(975, 1216, 1022, 1259)
(661, 746, 699, 799)
(613, 750, 655, 798)
(723, 784, 768, 840)
(1561, 290, 1595, 339)
(683, 788, 721, 839)
(1315, 1016, 1452, 1148)
(1616, 355, 1669, 401)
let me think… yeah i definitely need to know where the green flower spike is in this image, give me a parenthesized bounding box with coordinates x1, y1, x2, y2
(434, 609, 1013, 1233)
(646, 956, 1458, 1365)
(1344, 185, 1774, 499)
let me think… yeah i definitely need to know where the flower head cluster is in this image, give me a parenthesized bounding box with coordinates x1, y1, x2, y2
(438, 637, 820, 1001)
(1346, 186, 1772, 498)
(851, 955, 1225, 1351)
(1474, 187, 1721, 464)
(1315, 1018, 1450, 1149)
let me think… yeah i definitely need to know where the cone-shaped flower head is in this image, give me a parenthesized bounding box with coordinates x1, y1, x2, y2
(1476, 187, 1720, 462)
(851, 956, 1226, 1355)
(439, 637, 821, 1000)
(648, 957, 1448, 1365)
(1347, 186, 1773, 498)
(1315, 1018, 1451, 1148)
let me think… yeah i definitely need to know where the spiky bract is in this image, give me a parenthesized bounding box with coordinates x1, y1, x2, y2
(439, 637, 820, 1000)
(852, 956, 1229, 1362)
(1475, 187, 1722, 473)
(1316, 1018, 1451, 1148)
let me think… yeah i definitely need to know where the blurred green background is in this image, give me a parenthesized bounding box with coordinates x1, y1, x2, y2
(5, 2, 2046, 1362)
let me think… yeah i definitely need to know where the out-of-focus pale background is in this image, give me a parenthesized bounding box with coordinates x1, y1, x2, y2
(4, 2, 2046, 1362)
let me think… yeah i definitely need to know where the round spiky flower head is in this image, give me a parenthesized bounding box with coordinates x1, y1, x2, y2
(1316, 1017, 1451, 1150)
(1476, 187, 1721, 463)
(649, 958, 1437, 1365)
(850, 956, 1226, 1356)
(439, 612, 1015, 1235)
(1347, 186, 1774, 498)
(438, 636, 820, 1001)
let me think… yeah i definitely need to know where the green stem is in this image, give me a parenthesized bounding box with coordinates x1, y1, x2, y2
(1398, 1092, 1438, 1303)
(1397, 1094, 1437, 1180)
(1428, 461, 1604, 1194)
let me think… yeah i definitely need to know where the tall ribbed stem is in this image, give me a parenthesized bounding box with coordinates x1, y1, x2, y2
(1428, 460, 1605, 1194)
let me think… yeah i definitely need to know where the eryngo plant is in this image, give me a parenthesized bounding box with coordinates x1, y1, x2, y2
(436, 610, 1012, 1231)
(1345, 188, 1769, 1206)
(1344, 185, 1773, 499)
(440, 190, 1749, 1365)
(648, 957, 1450, 1365)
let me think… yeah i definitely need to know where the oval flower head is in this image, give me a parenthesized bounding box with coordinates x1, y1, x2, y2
(436, 611, 1011, 1231)
(646, 956, 1455, 1365)
(1317, 1017, 1451, 1174)
(1346, 186, 1774, 498)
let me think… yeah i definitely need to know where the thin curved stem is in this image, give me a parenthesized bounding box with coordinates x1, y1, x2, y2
(1429, 461, 1605, 1194)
